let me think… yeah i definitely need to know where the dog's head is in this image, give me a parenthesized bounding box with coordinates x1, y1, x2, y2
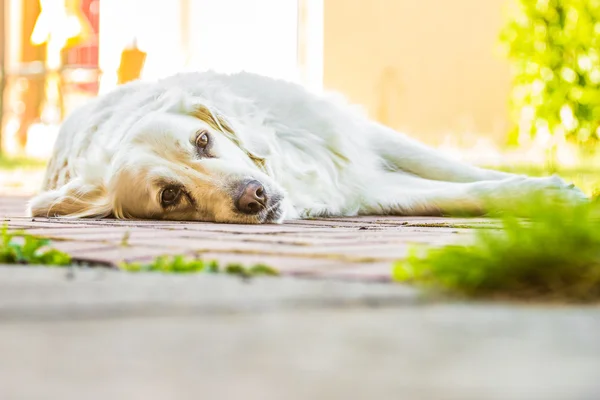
(29, 93, 287, 224)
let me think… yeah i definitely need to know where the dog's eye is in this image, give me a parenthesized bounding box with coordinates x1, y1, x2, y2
(160, 187, 182, 207)
(195, 130, 210, 149)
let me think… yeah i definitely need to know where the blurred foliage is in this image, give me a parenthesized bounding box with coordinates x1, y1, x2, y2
(494, 163, 600, 196)
(0, 225, 71, 266)
(393, 194, 600, 302)
(121, 255, 279, 277)
(0, 156, 47, 170)
(500, 0, 600, 145)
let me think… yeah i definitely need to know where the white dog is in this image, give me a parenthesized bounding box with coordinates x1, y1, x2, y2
(29, 71, 585, 223)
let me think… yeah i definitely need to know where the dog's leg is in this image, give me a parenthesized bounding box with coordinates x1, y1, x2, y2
(369, 124, 587, 199)
(370, 124, 526, 182)
(360, 172, 587, 216)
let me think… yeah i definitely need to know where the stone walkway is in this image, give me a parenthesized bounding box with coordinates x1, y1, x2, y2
(2, 267, 600, 400)
(0, 195, 491, 281)
(3, 195, 600, 400)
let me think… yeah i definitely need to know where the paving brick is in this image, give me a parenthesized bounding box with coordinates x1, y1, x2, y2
(20, 227, 187, 243)
(5, 221, 98, 229)
(318, 216, 500, 229)
(161, 231, 433, 246)
(162, 233, 359, 246)
(283, 219, 399, 228)
(47, 241, 115, 255)
(126, 237, 405, 262)
(70, 245, 192, 265)
(178, 224, 358, 234)
(0, 195, 478, 280)
(265, 230, 469, 242)
(306, 244, 412, 261)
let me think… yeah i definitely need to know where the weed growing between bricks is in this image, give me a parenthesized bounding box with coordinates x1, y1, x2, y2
(393, 193, 600, 302)
(0, 224, 278, 277)
(0, 225, 71, 266)
(121, 255, 279, 277)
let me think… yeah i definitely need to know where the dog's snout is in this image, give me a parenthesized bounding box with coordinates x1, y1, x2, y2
(236, 180, 267, 215)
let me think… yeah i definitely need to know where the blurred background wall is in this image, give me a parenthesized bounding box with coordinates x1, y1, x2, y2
(324, 0, 512, 146)
(0, 0, 513, 157)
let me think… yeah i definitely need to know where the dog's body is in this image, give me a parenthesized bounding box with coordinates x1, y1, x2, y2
(30, 71, 585, 223)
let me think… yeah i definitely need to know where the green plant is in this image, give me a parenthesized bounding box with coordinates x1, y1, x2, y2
(121, 255, 279, 277)
(0, 156, 47, 170)
(393, 196, 600, 302)
(0, 225, 71, 265)
(492, 163, 600, 196)
(500, 0, 600, 145)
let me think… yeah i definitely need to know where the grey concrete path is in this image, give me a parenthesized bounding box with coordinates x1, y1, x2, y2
(1, 267, 600, 400)
(2, 196, 599, 400)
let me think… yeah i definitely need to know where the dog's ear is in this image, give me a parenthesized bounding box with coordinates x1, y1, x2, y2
(28, 178, 112, 218)
(190, 104, 268, 172)
(190, 104, 236, 135)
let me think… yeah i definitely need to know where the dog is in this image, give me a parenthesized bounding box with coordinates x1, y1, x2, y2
(29, 71, 586, 224)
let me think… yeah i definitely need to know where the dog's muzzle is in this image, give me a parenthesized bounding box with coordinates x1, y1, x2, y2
(235, 180, 266, 215)
(234, 180, 283, 223)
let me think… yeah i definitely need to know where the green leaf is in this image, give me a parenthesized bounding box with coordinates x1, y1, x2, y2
(119, 256, 276, 277)
(392, 196, 600, 301)
(0, 225, 72, 267)
(500, 0, 600, 144)
(249, 264, 279, 276)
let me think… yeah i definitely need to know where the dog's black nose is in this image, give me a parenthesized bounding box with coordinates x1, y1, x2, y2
(236, 180, 267, 215)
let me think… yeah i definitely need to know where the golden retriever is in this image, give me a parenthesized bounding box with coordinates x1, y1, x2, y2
(29, 71, 586, 223)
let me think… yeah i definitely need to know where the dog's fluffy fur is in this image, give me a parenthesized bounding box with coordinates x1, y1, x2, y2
(29, 71, 586, 223)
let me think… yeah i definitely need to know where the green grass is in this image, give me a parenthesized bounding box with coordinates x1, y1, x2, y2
(0, 156, 47, 170)
(393, 195, 600, 302)
(0, 225, 278, 278)
(121, 255, 279, 277)
(491, 164, 600, 198)
(0, 225, 71, 266)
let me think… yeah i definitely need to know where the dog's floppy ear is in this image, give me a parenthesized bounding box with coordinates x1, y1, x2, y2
(190, 104, 268, 172)
(191, 104, 236, 136)
(28, 178, 112, 218)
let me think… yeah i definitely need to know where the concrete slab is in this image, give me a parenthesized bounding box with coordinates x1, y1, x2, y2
(0, 267, 599, 400)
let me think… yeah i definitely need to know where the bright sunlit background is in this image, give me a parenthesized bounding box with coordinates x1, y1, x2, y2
(0, 0, 599, 195)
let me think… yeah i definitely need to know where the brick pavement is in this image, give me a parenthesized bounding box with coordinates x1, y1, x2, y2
(0, 195, 493, 281)
(5, 195, 600, 400)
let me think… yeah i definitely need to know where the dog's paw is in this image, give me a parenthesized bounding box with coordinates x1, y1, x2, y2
(478, 174, 589, 211)
(468, 175, 589, 217)
(518, 175, 589, 202)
